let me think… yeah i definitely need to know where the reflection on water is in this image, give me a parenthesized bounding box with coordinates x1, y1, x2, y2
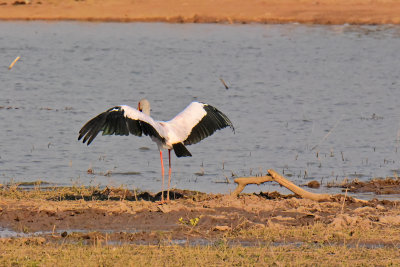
(1, 22, 400, 197)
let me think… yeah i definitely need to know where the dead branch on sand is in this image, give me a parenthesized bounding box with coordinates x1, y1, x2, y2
(232, 169, 368, 203)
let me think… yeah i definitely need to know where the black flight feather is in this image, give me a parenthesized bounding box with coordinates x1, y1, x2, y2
(183, 104, 234, 146)
(78, 106, 165, 145)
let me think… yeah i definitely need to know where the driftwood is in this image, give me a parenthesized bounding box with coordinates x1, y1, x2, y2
(232, 169, 368, 203)
(232, 175, 274, 197)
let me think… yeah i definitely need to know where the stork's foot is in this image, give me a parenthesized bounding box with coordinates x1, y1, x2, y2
(154, 190, 183, 202)
(155, 190, 183, 202)
(155, 191, 169, 203)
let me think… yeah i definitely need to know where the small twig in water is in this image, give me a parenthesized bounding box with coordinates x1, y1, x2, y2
(224, 175, 231, 184)
(8, 56, 21, 70)
(311, 115, 343, 151)
(219, 78, 229, 89)
(52, 225, 57, 237)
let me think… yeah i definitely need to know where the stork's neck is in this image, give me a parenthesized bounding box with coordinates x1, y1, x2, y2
(138, 99, 151, 116)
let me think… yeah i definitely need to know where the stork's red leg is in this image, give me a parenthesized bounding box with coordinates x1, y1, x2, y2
(159, 150, 165, 202)
(167, 149, 172, 201)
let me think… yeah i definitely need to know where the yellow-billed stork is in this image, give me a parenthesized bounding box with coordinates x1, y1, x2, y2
(78, 99, 234, 202)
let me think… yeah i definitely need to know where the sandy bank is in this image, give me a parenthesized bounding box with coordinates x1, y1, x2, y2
(0, 0, 400, 24)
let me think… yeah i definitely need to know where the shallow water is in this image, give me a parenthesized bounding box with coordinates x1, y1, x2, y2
(1, 22, 400, 196)
(0, 227, 396, 249)
(0, 227, 27, 238)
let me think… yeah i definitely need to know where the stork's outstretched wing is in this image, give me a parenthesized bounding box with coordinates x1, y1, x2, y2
(78, 105, 165, 145)
(166, 102, 234, 146)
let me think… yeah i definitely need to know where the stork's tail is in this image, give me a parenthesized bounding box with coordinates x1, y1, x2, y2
(173, 143, 192, 157)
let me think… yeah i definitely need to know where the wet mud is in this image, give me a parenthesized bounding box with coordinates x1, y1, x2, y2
(1, 188, 400, 245)
(331, 177, 400, 195)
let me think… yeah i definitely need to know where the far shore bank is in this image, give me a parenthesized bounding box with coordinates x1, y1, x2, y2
(1, 0, 400, 25)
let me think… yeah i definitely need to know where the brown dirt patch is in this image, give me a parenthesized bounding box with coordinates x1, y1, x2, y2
(1, 188, 400, 245)
(0, 0, 400, 25)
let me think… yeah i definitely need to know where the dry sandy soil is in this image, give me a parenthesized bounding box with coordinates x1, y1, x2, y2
(0, 0, 400, 24)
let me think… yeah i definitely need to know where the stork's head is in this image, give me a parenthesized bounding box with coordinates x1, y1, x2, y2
(138, 98, 151, 116)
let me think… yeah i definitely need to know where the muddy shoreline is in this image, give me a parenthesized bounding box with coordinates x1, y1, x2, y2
(1, 187, 400, 246)
(1, 0, 400, 25)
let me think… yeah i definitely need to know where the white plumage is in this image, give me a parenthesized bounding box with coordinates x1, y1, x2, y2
(79, 99, 234, 202)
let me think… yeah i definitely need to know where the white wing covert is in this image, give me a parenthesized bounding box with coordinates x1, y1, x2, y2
(167, 102, 234, 146)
